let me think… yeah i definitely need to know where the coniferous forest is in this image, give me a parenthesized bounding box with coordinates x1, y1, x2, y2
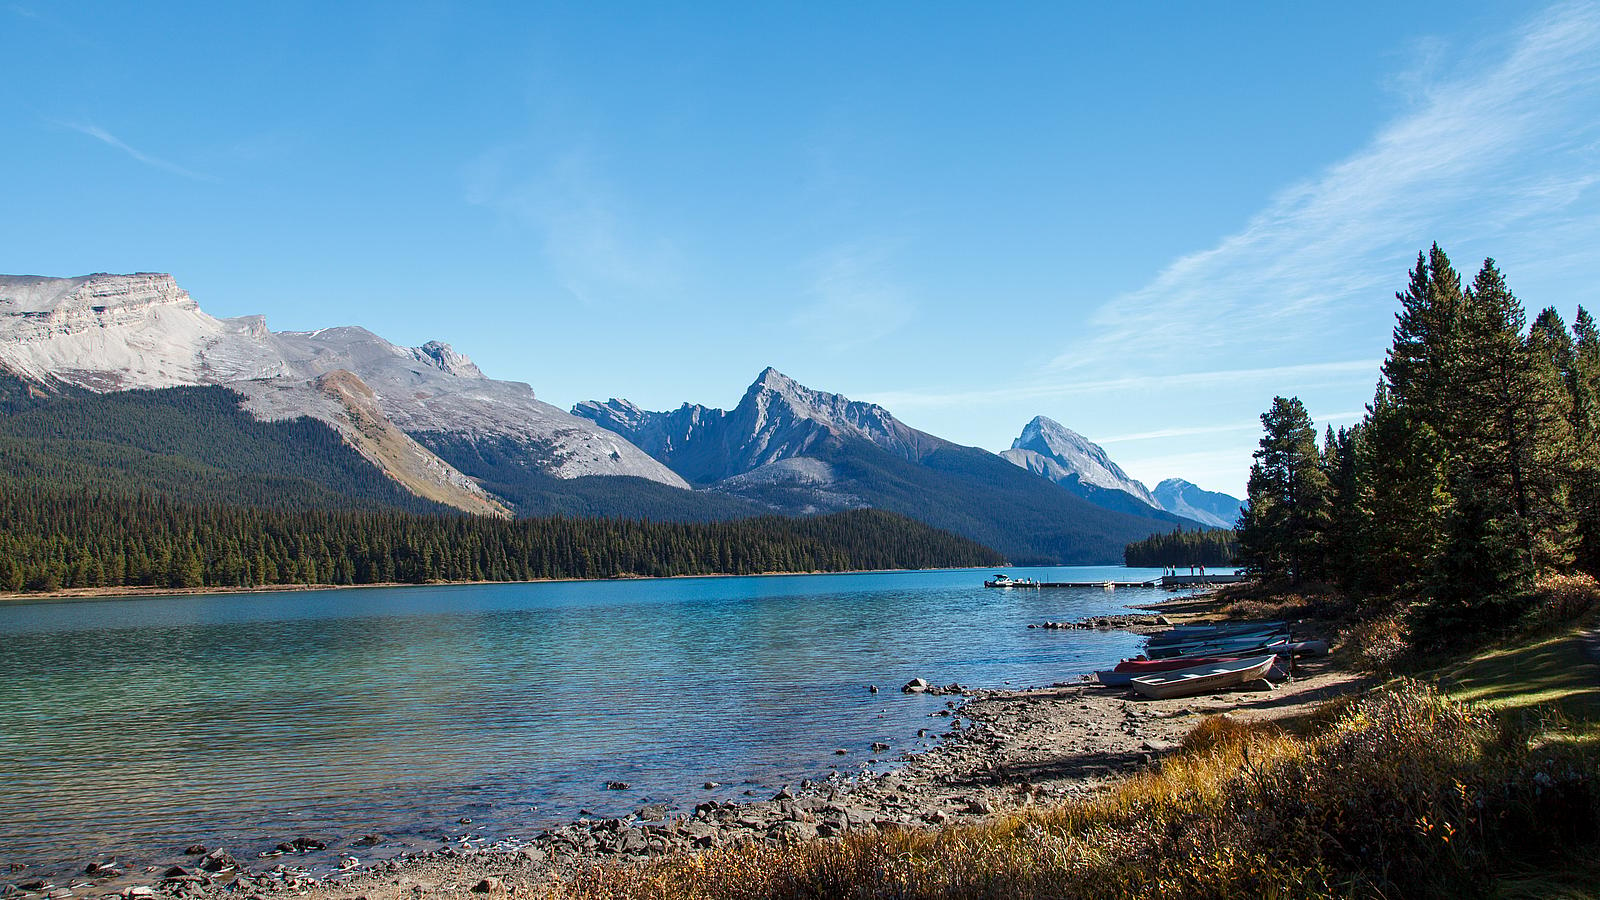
(1123, 527, 1237, 568)
(0, 488, 1004, 593)
(1237, 245, 1599, 642)
(0, 374, 1008, 592)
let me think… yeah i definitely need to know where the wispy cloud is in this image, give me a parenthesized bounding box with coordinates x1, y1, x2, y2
(1053, 1, 1600, 374)
(1097, 410, 1366, 445)
(464, 144, 681, 305)
(789, 241, 914, 351)
(58, 121, 219, 182)
(862, 358, 1380, 411)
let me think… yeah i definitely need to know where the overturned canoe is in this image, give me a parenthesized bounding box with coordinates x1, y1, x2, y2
(1146, 621, 1287, 644)
(1145, 635, 1290, 659)
(1129, 655, 1278, 700)
(1152, 624, 1286, 643)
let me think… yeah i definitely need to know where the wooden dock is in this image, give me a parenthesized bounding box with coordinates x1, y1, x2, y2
(1160, 574, 1245, 586)
(986, 574, 1244, 590)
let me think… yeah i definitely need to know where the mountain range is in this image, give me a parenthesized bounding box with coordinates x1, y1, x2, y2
(0, 272, 1241, 564)
(995, 416, 1244, 528)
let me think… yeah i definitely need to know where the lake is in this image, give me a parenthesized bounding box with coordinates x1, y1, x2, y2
(0, 566, 1193, 875)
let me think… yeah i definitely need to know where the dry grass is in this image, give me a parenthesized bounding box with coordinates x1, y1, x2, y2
(1527, 573, 1600, 630)
(538, 682, 1600, 900)
(1342, 611, 1414, 673)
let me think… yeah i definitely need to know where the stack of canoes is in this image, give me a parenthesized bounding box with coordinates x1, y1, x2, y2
(1092, 620, 1329, 699)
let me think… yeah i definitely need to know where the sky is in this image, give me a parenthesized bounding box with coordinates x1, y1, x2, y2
(4, 1, 1599, 497)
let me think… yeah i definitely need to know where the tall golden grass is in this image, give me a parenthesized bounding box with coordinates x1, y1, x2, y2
(541, 683, 1599, 900)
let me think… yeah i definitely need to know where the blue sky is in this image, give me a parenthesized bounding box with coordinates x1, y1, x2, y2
(5, 2, 1599, 497)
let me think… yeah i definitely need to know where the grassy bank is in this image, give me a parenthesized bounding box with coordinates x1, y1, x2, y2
(1439, 622, 1600, 743)
(534, 611, 1600, 899)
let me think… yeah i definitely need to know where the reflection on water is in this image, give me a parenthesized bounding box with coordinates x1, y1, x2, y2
(0, 566, 1176, 872)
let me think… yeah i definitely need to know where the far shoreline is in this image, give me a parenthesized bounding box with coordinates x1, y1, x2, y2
(0, 563, 1073, 605)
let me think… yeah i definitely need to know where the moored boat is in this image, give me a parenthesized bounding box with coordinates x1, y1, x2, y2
(983, 574, 1040, 588)
(1129, 655, 1278, 700)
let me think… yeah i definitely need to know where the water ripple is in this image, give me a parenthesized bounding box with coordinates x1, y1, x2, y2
(0, 567, 1173, 872)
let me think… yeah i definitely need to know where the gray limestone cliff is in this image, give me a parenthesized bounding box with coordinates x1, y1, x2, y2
(0, 273, 689, 512)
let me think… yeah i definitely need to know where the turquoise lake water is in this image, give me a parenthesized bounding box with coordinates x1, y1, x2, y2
(0, 565, 1190, 874)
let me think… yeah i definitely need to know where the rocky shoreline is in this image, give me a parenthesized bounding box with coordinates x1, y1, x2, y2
(5, 604, 1360, 900)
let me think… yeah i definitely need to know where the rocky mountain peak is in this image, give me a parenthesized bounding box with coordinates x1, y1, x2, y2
(572, 370, 945, 486)
(1014, 416, 1096, 459)
(417, 340, 483, 378)
(752, 366, 795, 392)
(1002, 415, 1158, 508)
(736, 368, 934, 462)
(1151, 478, 1245, 529)
(743, 368, 889, 428)
(574, 397, 680, 438)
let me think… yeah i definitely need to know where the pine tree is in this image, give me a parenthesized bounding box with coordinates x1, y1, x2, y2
(1355, 383, 1451, 594)
(1573, 306, 1600, 573)
(1422, 474, 1531, 640)
(1383, 244, 1465, 437)
(1449, 259, 1576, 580)
(1236, 396, 1331, 584)
(1321, 423, 1364, 590)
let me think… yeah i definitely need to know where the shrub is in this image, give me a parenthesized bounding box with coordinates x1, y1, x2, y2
(1527, 573, 1600, 627)
(1342, 612, 1412, 672)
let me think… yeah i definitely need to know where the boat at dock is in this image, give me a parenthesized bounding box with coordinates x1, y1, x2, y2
(983, 574, 1040, 587)
(981, 574, 1245, 589)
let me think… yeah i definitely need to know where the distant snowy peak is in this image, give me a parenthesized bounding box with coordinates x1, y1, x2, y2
(1152, 478, 1244, 529)
(1003, 415, 1157, 507)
